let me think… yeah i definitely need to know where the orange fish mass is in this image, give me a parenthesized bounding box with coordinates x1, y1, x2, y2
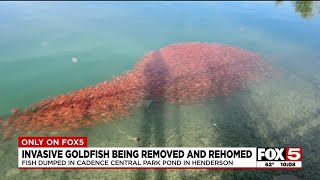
(1, 42, 271, 139)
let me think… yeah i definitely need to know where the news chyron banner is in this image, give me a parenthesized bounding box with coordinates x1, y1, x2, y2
(18, 137, 302, 170)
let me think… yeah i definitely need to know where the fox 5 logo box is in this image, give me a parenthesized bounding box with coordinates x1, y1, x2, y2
(257, 147, 302, 161)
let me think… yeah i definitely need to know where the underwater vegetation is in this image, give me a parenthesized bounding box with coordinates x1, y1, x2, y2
(0, 42, 271, 140)
(275, 1, 320, 19)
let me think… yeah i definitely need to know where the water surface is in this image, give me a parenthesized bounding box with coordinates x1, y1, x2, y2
(0, 1, 320, 179)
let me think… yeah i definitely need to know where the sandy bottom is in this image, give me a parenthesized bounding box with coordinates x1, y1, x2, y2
(1, 73, 319, 180)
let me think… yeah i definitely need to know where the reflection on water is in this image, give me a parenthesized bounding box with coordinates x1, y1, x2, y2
(276, 1, 320, 19)
(0, 1, 320, 180)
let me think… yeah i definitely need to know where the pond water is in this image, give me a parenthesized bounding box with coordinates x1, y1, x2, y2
(0, 1, 320, 179)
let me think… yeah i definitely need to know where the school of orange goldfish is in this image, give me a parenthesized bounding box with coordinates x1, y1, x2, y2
(0, 42, 271, 139)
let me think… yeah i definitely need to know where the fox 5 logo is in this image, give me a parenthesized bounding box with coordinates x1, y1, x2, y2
(257, 147, 302, 161)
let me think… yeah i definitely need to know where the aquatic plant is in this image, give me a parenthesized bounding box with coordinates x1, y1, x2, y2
(0, 42, 271, 139)
(275, 1, 320, 19)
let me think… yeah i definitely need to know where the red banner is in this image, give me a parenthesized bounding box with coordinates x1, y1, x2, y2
(18, 137, 88, 148)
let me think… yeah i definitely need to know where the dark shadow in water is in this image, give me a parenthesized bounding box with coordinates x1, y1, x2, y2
(271, 107, 320, 179)
(286, 120, 320, 179)
(135, 51, 168, 180)
(190, 91, 320, 179)
(185, 57, 279, 179)
(207, 94, 275, 180)
(169, 104, 186, 179)
(185, 91, 281, 179)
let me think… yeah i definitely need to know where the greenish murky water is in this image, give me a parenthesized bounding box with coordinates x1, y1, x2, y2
(1, 1, 320, 179)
